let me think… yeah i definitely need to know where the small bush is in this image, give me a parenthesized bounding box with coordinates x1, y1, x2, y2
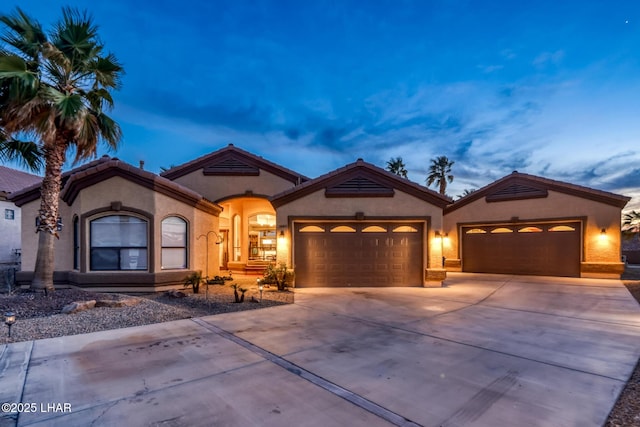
(263, 263, 294, 291)
(184, 271, 206, 294)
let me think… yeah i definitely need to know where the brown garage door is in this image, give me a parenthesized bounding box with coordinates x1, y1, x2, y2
(294, 222, 424, 287)
(462, 222, 581, 277)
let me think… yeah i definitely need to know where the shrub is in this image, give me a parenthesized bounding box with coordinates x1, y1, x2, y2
(263, 263, 294, 291)
(183, 271, 206, 294)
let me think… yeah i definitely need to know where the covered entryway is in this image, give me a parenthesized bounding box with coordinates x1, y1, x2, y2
(294, 222, 424, 287)
(461, 222, 581, 277)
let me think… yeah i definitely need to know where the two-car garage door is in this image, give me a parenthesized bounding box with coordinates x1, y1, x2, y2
(462, 222, 581, 277)
(294, 222, 424, 287)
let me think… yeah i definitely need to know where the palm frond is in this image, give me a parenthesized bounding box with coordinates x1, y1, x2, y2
(0, 8, 46, 60)
(0, 132, 42, 171)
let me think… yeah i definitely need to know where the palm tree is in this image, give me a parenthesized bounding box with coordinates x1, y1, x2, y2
(385, 157, 408, 178)
(0, 7, 123, 293)
(457, 188, 476, 199)
(426, 156, 454, 195)
(622, 211, 640, 240)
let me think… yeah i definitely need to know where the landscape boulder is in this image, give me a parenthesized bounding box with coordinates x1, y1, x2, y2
(61, 300, 96, 314)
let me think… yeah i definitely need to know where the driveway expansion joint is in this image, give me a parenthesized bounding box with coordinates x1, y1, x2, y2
(191, 317, 421, 427)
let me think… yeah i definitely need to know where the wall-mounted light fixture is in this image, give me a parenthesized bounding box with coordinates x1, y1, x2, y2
(35, 217, 63, 231)
(598, 227, 608, 243)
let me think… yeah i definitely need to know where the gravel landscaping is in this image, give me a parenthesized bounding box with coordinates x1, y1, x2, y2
(0, 275, 292, 345)
(0, 274, 639, 425)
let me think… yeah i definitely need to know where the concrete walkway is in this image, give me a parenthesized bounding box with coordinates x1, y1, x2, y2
(1, 273, 640, 426)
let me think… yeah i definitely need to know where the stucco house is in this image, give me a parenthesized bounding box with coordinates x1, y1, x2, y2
(442, 172, 630, 279)
(0, 165, 41, 267)
(11, 144, 630, 291)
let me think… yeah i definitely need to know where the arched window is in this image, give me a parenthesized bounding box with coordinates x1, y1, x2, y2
(233, 215, 241, 261)
(73, 216, 79, 270)
(161, 216, 187, 269)
(90, 215, 148, 271)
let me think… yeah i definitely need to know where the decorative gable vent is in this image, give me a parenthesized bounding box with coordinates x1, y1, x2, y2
(486, 182, 548, 202)
(325, 176, 394, 198)
(203, 154, 260, 176)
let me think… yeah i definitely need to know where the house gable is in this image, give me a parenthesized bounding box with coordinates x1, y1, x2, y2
(272, 159, 451, 208)
(161, 144, 308, 184)
(446, 171, 630, 213)
(60, 159, 222, 215)
(325, 173, 395, 198)
(203, 152, 260, 176)
(485, 179, 548, 203)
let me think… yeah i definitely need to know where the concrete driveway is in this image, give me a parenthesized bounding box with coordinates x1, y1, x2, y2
(2, 273, 640, 426)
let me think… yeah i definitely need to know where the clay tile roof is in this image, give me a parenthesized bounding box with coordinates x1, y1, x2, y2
(271, 158, 452, 208)
(59, 158, 222, 215)
(446, 171, 631, 213)
(9, 155, 114, 205)
(160, 143, 310, 184)
(11, 156, 222, 215)
(0, 165, 41, 195)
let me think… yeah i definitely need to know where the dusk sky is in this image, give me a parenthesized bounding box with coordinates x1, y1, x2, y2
(5, 1, 640, 209)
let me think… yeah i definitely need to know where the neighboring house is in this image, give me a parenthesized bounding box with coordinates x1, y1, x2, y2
(622, 238, 640, 264)
(0, 165, 41, 266)
(11, 145, 631, 291)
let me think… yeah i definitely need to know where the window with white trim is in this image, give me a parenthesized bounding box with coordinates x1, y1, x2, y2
(161, 216, 187, 269)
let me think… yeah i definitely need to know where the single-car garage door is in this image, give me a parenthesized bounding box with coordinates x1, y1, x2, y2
(462, 222, 581, 277)
(294, 222, 424, 287)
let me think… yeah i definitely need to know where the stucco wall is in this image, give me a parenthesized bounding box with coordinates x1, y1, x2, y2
(0, 200, 22, 264)
(20, 176, 219, 279)
(275, 190, 445, 278)
(19, 200, 43, 271)
(172, 169, 296, 202)
(443, 190, 624, 274)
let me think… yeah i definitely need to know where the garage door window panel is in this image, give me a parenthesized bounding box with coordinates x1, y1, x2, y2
(549, 225, 576, 232)
(518, 226, 542, 233)
(393, 225, 418, 232)
(363, 225, 387, 232)
(300, 225, 325, 232)
(331, 225, 356, 232)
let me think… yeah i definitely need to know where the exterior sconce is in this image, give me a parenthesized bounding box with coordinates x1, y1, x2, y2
(35, 217, 63, 231)
(599, 228, 607, 242)
(4, 311, 15, 337)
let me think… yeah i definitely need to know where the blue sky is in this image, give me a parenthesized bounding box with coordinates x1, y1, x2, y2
(5, 1, 640, 209)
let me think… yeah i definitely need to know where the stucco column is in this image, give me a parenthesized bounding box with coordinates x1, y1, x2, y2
(425, 224, 447, 286)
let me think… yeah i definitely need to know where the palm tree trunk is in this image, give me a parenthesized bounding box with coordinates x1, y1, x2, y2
(31, 141, 66, 293)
